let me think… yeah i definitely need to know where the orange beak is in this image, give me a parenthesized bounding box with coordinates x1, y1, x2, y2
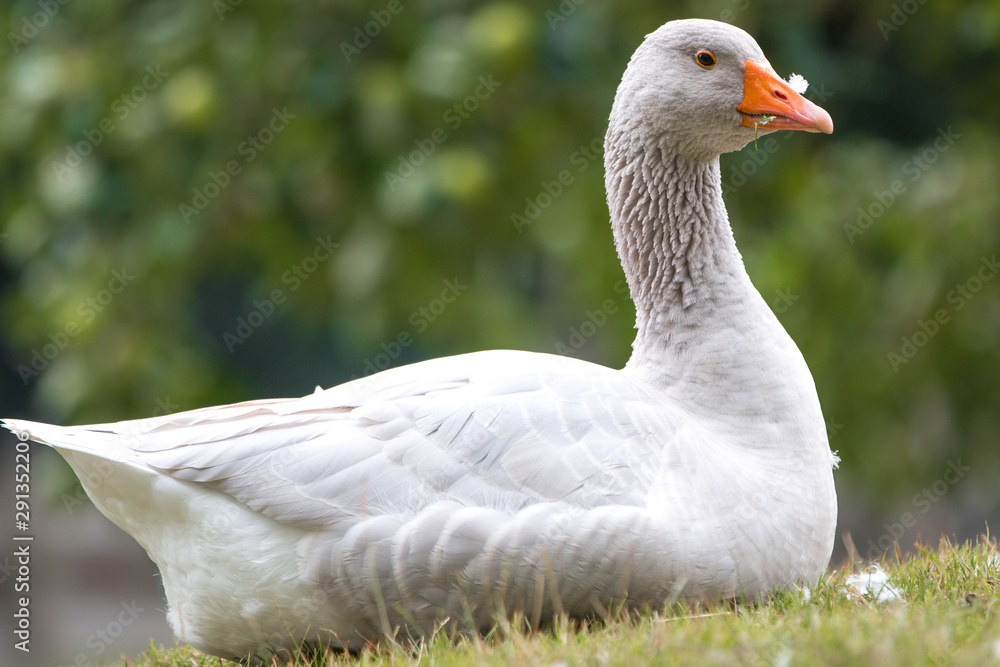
(737, 60, 833, 134)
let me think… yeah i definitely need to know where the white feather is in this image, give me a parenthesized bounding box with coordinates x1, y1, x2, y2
(787, 73, 809, 94)
(845, 565, 903, 603)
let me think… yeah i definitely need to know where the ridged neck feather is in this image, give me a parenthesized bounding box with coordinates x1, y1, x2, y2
(604, 129, 754, 369)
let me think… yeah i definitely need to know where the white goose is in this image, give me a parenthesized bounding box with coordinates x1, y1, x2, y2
(5, 19, 838, 660)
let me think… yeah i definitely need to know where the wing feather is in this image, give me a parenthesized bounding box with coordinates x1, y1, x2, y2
(76, 351, 682, 531)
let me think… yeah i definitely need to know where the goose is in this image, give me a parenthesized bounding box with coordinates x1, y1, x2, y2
(4, 18, 838, 661)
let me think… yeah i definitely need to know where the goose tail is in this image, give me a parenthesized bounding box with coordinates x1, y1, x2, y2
(3, 418, 148, 471)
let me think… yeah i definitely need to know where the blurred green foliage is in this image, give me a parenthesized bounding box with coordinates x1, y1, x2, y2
(1, 0, 999, 540)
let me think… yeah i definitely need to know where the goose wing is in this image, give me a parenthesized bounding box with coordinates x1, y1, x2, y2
(106, 350, 682, 529)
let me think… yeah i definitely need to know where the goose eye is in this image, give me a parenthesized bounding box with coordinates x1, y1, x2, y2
(696, 51, 716, 68)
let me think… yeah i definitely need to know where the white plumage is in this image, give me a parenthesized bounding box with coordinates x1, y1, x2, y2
(787, 73, 810, 94)
(4, 19, 838, 660)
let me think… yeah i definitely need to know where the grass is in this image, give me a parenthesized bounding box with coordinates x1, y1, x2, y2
(116, 535, 1000, 667)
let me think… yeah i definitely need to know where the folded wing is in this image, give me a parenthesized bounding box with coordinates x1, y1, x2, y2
(116, 350, 680, 531)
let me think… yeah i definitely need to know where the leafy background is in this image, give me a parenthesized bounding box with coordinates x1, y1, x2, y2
(1, 0, 999, 664)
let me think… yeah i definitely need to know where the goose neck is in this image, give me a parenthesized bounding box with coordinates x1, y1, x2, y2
(604, 133, 751, 351)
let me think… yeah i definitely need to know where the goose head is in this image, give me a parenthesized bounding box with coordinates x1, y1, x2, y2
(608, 19, 832, 162)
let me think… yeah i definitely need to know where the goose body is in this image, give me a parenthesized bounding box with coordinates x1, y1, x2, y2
(5, 19, 838, 660)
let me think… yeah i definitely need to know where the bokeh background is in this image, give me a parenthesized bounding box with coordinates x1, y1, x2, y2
(1, 0, 999, 664)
